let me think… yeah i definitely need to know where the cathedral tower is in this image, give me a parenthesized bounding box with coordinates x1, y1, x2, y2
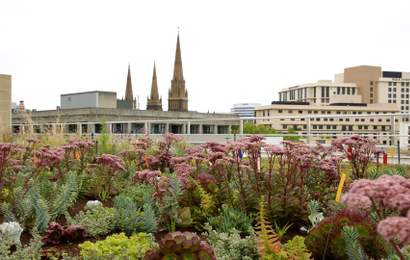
(125, 64, 136, 109)
(168, 34, 188, 111)
(147, 63, 162, 110)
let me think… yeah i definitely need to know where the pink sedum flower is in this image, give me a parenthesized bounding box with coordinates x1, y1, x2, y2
(377, 217, 410, 245)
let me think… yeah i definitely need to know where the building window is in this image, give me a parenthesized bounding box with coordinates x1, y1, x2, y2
(342, 87, 346, 94)
(389, 82, 392, 86)
(288, 110, 293, 113)
(393, 82, 397, 86)
(370, 81, 374, 85)
(278, 110, 282, 113)
(337, 87, 340, 94)
(352, 88, 356, 95)
(407, 82, 410, 87)
(388, 94, 391, 98)
(298, 110, 303, 114)
(402, 82, 406, 86)
(283, 125, 287, 129)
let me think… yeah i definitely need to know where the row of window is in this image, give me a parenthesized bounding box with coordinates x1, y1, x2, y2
(388, 82, 410, 87)
(281, 124, 391, 131)
(271, 110, 394, 115)
(388, 88, 410, 92)
(280, 117, 395, 123)
(336, 87, 356, 95)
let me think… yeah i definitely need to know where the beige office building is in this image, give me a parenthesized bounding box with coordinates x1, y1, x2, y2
(256, 103, 400, 144)
(0, 74, 12, 136)
(258, 65, 410, 144)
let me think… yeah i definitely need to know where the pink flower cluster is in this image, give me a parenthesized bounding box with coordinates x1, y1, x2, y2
(33, 146, 65, 169)
(135, 169, 161, 183)
(95, 154, 126, 173)
(342, 174, 410, 245)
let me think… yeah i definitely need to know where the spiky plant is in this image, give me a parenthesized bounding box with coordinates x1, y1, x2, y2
(342, 226, 368, 260)
(255, 196, 281, 258)
(50, 172, 79, 220)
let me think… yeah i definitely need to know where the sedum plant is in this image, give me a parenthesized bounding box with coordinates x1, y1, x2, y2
(208, 205, 253, 235)
(0, 231, 42, 260)
(144, 231, 216, 260)
(202, 223, 258, 260)
(69, 205, 116, 237)
(80, 232, 156, 259)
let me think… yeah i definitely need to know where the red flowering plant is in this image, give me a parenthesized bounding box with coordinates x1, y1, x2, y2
(156, 133, 183, 171)
(132, 136, 154, 170)
(61, 139, 94, 172)
(341, 174, 410, 258)
(332, 135, 377, 179)
(90, 154, 126, 199)
(0, 143, 23, 201)
(24, 146, 66, 189)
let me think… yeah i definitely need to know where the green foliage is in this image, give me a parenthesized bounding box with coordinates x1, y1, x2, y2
(273, 221, 293, 239)
(29, 187, 50, 233)
(244, 122, 277, 134)
(305, 209, 387, 260)
(203, 223, 258, 260)
(208, 206, 253, 235)
(0, 231, 43, 260)
(69, 206, 116, 237)
(97, 120, 112, 154)
(160, 175, 182, 232)
(117, 183, 154, 208)
(79, 232, 156, 259)
(113, 194, 157, 235)
(283, 127, 301, 141)
(255, 197, 281, 258)
(50, 172, 79, 220)
(280, 236, 311, 260)
(342, 226, 368, 260)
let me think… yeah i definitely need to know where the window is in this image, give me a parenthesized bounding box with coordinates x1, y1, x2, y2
(288, 110, 293, 113)
(389, 82, 392, 86)
(313, 125, 317, 129)
(347, 88, 351, 95)
(370, 81, 374, 85)
(342, 87, 346, 94)
(389, 87, 392, 92)
(278, 110, 282, 113)
(318, 125, 323, 130)
(337, 87, 340, 94)
(388, 94, 392, 98)
(393, 82, 397, 86)
(298, 110, 303, 114)
(352, 88, 356, 95)
(355, 118, 359, 122)
(402, 82, 406, 86)
(283, 125, 287, 129)
(407, 82, 410, 87)
(394, 88, 397, 92)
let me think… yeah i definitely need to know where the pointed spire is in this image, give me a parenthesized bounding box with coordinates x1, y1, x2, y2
(125, 64, 134, 106)
(147, 63, 162, 111)
(168, 33, 188, 111)
(150, 63, 159, 100)
(172, 33, 184, 81)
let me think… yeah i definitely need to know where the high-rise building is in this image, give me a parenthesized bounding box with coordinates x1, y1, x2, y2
(231, 103, 261, 118)
(168, 34, 188, 112)
(147, 63, 162, 110)
(0, 74, 12, 135)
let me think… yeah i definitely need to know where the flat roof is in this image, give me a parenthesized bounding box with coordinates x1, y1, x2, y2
(61, 90, 116, 96)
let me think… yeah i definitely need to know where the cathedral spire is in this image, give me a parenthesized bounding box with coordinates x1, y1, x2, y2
(173, 33, 184, 81)
(147, 63, 162, 110)
(168, 33, 188, 111)
(125, 64, 134, 107)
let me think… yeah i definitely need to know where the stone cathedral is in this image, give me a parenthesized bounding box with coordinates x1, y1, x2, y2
(123, 34, 188, 112)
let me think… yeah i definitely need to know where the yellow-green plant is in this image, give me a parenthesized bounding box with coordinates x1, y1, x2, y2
(255, 197, 281, 258)
(79, 232, 156, 259)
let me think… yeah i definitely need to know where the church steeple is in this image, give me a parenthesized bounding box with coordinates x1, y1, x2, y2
(125, 64, 134, 108)
(168, 33, 188, 111)
(147, 63, 162, 111)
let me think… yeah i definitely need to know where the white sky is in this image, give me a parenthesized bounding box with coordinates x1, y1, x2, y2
(1, 0, 410, 113)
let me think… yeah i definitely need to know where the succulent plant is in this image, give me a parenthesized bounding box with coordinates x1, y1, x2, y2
(42, 222, 87, 245)
(144, 231, 216, 260)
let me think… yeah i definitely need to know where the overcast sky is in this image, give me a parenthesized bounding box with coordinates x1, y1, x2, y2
(2, 0, 410, 113)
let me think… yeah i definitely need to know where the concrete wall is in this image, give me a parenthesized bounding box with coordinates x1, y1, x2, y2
(61, 91, 117, 109)
(0, 74, 12, 135)
(98, 92, 117, 108)
(61, 92, 97, 109)
(344, 65, 382, 104)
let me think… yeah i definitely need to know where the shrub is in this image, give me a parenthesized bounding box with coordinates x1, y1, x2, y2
(208, 206, 253, 235)
(0, 232, 42, 260)
(305, 208, 387, 260)
(203, 223, 258, 260)
(79, 232, 156, 259)
(69, 206, 116, 237)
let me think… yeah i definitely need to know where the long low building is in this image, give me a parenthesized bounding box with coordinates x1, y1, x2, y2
(12, 108, 240, 135)
(255, 102, 401, 145)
